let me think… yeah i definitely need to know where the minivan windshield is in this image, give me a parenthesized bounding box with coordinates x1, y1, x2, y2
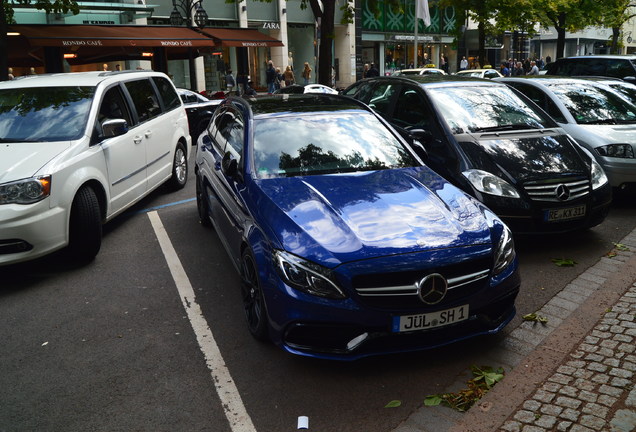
(0, 86, 95, 142)
(427, 85, 552, 134)
(548, 82, 636, 125)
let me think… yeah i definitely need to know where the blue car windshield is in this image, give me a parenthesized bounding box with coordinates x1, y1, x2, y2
(427, 85, 550, 134)
(253, 111, 418, 178)
(0, 86, 95, 142)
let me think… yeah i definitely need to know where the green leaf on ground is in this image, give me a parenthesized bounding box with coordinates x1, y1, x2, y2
(384, 400, 401, 408)
(613, 243, 630, 251)
(551, 258, 577, 267)
(522, 313, 548, 325)
(423, 365, 505, 412)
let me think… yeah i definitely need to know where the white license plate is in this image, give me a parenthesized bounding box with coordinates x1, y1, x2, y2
(545, 205, 586, 222)
(392, 305, 469, 333)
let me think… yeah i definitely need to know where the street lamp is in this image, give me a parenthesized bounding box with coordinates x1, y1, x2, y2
(169, 0, 208, 90)
(170, 0, 208, 28)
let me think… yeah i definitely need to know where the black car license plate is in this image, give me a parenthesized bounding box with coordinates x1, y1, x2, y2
(545, 205, 586, 222)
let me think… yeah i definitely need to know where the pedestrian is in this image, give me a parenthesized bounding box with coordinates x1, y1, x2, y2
(527, 60, 540, 75)
(266, 60, 276, 94)
(225, 69, 236, 94)
(514, 61, 524, 76)
(283, 65, 295, 86)
(102, 63, 109, 71)
(500, 62, 510, 77)
(115, 64, 121, 71)
(362, 63, 369, 79)
(366, 63, 379, 77)
(275, 67, 283, 90)
(459, 56, 468, 70)
(7, 68, 14, 80)
(301, 62, 312, 85)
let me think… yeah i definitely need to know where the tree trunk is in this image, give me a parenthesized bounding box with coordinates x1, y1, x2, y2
(478, 21, 486, 68)
(611, 27, 621, 54)
(317, 0, 335, 86)
(0, 5, 8, 81)
(555, 13, 567, 59)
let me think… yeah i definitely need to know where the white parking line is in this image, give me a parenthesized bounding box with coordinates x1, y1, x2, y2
(148, 211, 257, 432)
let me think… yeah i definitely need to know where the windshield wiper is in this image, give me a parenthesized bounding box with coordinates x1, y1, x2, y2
(472, 124, 541, 132)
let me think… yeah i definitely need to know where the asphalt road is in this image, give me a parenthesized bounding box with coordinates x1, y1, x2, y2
(1, 163, 635, 432)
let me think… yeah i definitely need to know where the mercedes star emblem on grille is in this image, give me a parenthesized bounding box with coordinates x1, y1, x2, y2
(555, 184, 571, 201)
(415, 273, 448, 305)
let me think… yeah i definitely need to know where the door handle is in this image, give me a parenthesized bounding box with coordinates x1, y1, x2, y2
(133, 136, 143, 144)
(214, 161, 221, 171)
(144, 130, 152, 139)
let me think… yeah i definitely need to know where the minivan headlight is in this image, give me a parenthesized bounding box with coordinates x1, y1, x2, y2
(595, 144, 635, 159)
(0, 176, 51, 205)
(463, 169, 520, 198)
(493, 225, 515, 275)
(274, 250, 347, 299)
(590, 159, 609, 190)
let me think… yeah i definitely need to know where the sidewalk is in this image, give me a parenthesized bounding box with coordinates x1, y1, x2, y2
(393, 228, 636, 432)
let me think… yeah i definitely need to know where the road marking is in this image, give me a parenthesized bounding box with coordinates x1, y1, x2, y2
(148, 211, 257, 432)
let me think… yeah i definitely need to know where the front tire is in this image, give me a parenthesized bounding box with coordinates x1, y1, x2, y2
(241, 249, 269, 341)
(168, 143, 188, 190)
(68, 186, 102, 263)
(196, 175, 212, 228)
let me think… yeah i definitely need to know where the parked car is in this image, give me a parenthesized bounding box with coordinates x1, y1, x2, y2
(498, 76, 636, 192)
(544, 55, 636, 83)
(392, 67, 447, 76)
(455, 68, 503, 79)
(0, 70, 191, 265)
(342, 75, 612, 234)
(578, 77, 636, 104)
(178, 88, 222, 143)
(273, 83, 339, 95)
(194, 94, 520, 360)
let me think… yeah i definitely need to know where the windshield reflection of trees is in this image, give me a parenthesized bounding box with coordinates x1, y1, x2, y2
(279, 143, 391, 176)
(0, 87, 94, 116)
(556, 84, 636, 124)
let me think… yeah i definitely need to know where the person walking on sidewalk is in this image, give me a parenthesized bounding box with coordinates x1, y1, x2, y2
(302, 62, 312, 85)
(283, 65, 295, 87)
(266, 60, 276, 94)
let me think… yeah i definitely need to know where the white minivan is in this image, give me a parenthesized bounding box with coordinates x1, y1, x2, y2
(0, 70, 191, 265)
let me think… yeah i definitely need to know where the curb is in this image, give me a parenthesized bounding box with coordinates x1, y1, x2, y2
(394, 228, 636, 432)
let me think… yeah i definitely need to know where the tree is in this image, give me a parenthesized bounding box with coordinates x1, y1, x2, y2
(598, 0, 636, 53)
(532, 0, 599, 59)
(1, 0, 80, 80)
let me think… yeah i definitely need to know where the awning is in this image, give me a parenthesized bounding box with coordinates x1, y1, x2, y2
(8, 24, 215, 48)
(197, 28, 283, 48)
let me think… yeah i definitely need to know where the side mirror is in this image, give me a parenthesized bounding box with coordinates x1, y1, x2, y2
(221, 151, 238, 178)
(102, 119, 128, 138)
(623, 76, 636, 84)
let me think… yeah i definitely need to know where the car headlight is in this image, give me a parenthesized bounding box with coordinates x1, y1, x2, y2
(595, 144, 635, 159)
(462, 169, 520, 198)
(493, 225, 515, 276)
(274, 250, 347, 299)
(590, 158, 609, 190)
(0, 176, 51, 205)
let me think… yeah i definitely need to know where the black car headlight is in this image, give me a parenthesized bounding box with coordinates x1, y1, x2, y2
(274, 250, 347, 299)
(595, 144, 635, 159)
(0, 176, 51, 205)
(590, 158, 609, 190)
(493, 225, 515, 276)
(462, 169, 520, 198)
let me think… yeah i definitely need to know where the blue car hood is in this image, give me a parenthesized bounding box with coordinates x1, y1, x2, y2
(253, 167, 492, 267)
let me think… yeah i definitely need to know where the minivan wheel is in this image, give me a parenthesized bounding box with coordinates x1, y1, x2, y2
(168, 143, 187, 190)
(68, 186, 102, 262)
(241, 249, 269, 341)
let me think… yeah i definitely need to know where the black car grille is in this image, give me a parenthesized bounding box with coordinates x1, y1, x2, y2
(523, 177, 590, 202)
(351, 258, 491, 309)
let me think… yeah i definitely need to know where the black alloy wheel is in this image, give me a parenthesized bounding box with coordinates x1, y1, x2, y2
(241, 249, 269, 340)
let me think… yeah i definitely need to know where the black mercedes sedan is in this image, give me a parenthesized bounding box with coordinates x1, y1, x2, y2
(342, 75, 612, 234)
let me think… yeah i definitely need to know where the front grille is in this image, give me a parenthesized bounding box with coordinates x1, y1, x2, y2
(352, 258, 491, 309)
(523, 177, 590, 202)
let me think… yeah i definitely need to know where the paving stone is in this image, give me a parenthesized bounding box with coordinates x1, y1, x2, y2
(610, 409, 636, 432)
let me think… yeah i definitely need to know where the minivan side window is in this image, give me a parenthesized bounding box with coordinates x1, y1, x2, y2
(98, 85, 132, 126)
(153, 77, 181, 111)
(124, 79, 161, 124)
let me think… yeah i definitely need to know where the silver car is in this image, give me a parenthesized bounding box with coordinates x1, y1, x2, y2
(498, 76, 636, 191)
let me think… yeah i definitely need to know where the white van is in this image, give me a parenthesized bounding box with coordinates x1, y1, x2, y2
(0, 70, 191, 265)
